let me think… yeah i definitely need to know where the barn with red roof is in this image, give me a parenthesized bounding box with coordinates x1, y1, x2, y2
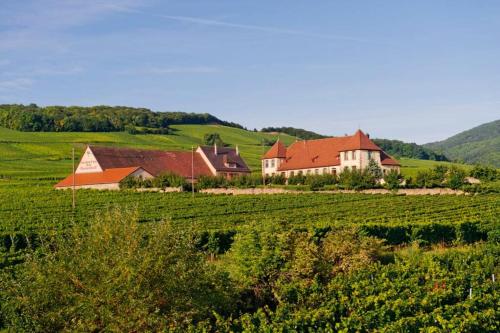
(55, 144, 250, 190)
(262, 129, 400, 178)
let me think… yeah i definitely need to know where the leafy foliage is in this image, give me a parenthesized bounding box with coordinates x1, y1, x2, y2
(470, 165, 499, 181)
(425, 119, 500, 167)
(120, 172, 187, 189)
(0, 210, 234, 331)
(0, 104, 243, 132)
(374, 138, 448, 161)
(261, 126, 326, 140)
(203, 132, 226, 146)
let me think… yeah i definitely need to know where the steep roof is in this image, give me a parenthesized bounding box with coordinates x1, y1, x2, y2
(270, 130, 398, 171)
(198, 146, 251, 173)
(380, 151, 400, 166)
(55, 167, 141, 187)
(88, 146, 213, 178)
(262, 140, 287, 159)
(339, 129, 381, 151)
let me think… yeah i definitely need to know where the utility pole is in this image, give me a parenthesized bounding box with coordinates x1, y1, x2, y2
(191, 146, 195, 198)
(72, 147, 76, 210)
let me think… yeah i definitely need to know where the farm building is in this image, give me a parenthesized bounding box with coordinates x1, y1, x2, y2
(55, 145, 250, 190)
(262, 129, 400, 177)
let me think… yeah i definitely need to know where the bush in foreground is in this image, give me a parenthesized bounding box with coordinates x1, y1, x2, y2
(0, 210, 233, 332)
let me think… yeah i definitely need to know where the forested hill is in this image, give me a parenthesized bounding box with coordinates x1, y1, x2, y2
(261, 126, 326, 140)
(0, 104, 243, 133)
(424, 119, 500, 167)
(373, 139, 448, 161)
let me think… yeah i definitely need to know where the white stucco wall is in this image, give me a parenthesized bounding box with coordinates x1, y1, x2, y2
(262, 158, 284, 176)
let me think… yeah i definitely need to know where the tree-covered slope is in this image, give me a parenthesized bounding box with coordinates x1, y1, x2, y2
(373, 138, 448, 161)
(425, 119, 500, 167)
(0, 104, 244, 132)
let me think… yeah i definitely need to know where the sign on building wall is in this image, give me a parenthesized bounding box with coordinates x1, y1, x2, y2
(75, 147, 103, 174)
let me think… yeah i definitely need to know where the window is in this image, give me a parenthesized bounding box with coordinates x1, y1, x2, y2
(298, 171, 303, 176)
(271, 159, 275, 168)
(265, 160, 269, 168)
(315, 169, 319, 175)
(352, 151, 356, 160)
(307, 170, 311, 175)
(344, 151, 349, 161)
(368, 151, 372, 160)
(332, 168, 337, 176)
(352, 166, 357, 171)
(323, 168, 327, 174)
(281, 172, 286, 177)
(290, 171, 295, 177)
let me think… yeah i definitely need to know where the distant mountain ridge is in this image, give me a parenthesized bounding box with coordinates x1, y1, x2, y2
(425, 119, 500, 167)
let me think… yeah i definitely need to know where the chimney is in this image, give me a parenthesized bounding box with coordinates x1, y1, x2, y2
(214, 143, 218, 155)
(236, 145, 239, 155)
(367, 133, 370, 138)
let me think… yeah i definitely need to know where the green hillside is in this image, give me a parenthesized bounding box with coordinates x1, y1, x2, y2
(0, 125, 296, 178)
(0, 125, 473, 180)
(425, 119, 500, 167)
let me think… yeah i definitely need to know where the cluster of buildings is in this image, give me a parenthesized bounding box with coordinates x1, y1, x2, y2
(55, 130, 399, 190)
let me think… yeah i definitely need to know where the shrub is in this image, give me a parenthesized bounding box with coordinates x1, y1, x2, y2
(470, 165, 498, 182)
(446, 166, 467, 189)
(338, 169, 376, 190)
(0, 210, 234, 332)
(152, 172, 186, 188)
(384, 170, 402, 190)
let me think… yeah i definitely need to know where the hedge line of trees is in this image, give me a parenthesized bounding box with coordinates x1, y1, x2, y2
(0, 104, 243, 132)
(260, 126, 326, 139)
(373, 138, 449, 161)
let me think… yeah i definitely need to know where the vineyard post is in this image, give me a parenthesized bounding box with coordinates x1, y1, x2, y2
(72, 147, 76, 210)
(191, 146, 194, 199)
(469, 287, 472, 299)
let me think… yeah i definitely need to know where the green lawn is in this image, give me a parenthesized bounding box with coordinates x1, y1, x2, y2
(0, 126, 471, 180)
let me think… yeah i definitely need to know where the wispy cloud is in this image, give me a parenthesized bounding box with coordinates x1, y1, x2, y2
(153, 14, 384, 44)
(0, 78, 33, 91)
(120, 66, 220, 75)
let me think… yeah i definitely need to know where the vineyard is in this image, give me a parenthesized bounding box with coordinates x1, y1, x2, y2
(0, 173, 499, 331)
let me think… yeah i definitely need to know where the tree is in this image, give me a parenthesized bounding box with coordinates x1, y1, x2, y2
(366, 158, 383, 180)
(384, 169, 402, 190)
(203, 132, 225, 146)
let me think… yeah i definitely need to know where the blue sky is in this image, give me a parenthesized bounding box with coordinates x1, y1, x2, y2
(1, 0, 499, 143)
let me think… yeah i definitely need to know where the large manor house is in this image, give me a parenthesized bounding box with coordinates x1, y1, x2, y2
(261, 130, 400, 177)
(56, 129, 399, 189)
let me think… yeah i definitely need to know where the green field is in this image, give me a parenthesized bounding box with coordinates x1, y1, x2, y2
(0, 126, 471, 180)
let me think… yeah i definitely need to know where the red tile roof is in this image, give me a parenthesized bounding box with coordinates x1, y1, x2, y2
(55, 167, 141, 188)
(263, 130, 399, 171)
(89, 146, 213, 178)
(380, 151, 400, 166)
(262, 140, 286, 159)
(340, 130, 381, 151)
